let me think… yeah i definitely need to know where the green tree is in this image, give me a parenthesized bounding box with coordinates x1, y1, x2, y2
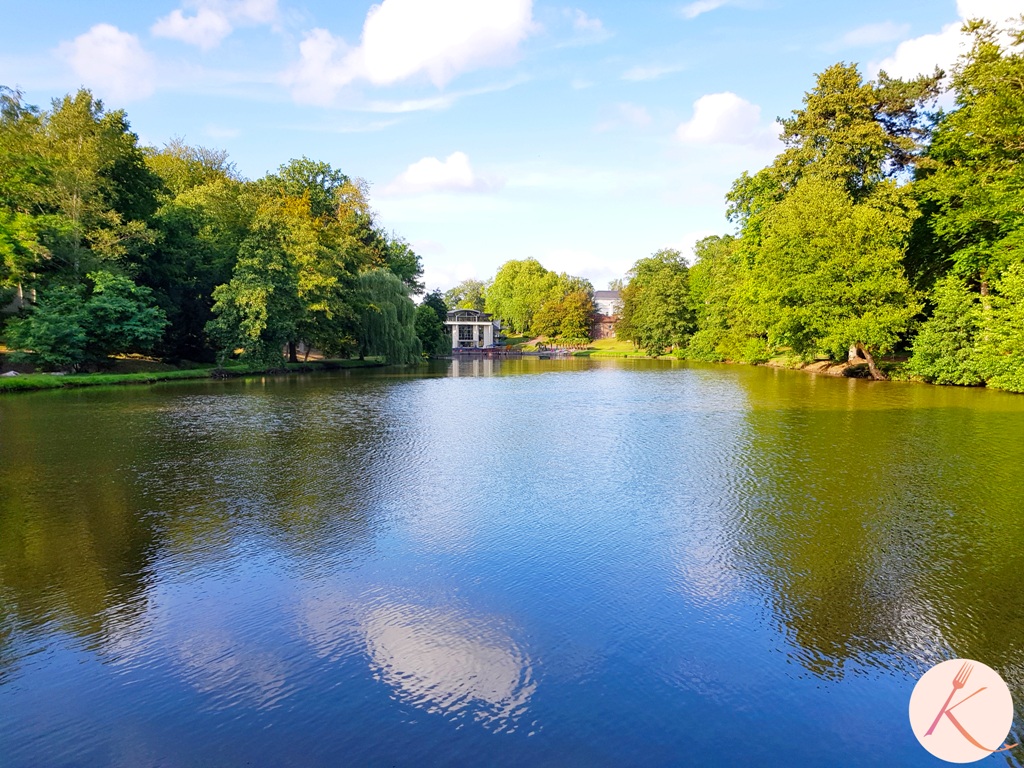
(40, 90, 161, 274)
(908, 274, 985, 385)
(914, 19, 1024, 295)
(485, 259, 559, 334)
(6, 271, 166, 370)
(444, 278, 487, 311)
(979, 264, 1024, 393)
(753, 177, 921, 378)
(356, 268, 422, 364)
(617, 249, 695, 356)
(415, 302, 449, 356)
(206, 210, 302, 367)
(686, 235, 750, 362)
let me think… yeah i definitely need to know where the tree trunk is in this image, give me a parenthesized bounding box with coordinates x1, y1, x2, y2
(855, 342, 887, 381)
(288, 341, 298, 364)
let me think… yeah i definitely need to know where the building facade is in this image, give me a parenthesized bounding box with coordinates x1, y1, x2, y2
(591, 290, 621, 340)
(444, 309, 501, 350)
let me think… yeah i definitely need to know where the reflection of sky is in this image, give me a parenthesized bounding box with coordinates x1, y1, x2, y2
(298, 586, 536, 733)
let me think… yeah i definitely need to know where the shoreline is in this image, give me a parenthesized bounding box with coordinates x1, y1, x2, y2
(0, 359, 385, 395)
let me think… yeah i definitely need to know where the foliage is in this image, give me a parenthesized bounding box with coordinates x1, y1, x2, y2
(415, 289, 450, 356)
(617, 249, 694, 356)
(415, 303, 449, 357)
(752, 177, 921, 365)
(356, 268, 422, 364)
(485, 259, 593, 339)
(206, 209, 302, 367)
(979, 264, 1024, 392)
(6, 271, 167, 370)
(914, 20, 1024, 289)
(444, 279, 487, 311)
(908, 274, 985, 385)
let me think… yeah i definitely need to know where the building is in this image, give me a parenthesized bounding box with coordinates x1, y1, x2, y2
(444, 309, 501, 350)
(591, 290, 621, 340)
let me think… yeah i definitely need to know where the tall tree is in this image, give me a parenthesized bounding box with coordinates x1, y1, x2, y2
(617, 249, 694, 356)
(751, 177, 921, 378)
(206, 208, 302, 367)
(356, 268, 422, 364)
(914, 19, 1024, 295)
(444, 278, 487, 311)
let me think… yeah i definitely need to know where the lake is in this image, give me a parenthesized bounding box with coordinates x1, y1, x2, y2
(2, 359, 1023, 766)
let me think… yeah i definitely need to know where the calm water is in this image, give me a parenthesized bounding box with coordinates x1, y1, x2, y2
(2, 359, 1024, 767)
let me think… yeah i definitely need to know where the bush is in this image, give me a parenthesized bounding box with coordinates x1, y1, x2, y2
(5, 272, 168, 371)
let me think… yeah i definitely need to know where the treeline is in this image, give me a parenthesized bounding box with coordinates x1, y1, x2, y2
(0, 88, 428, 369)
(616, 19, 1024, 392)
(443, 259, 596, 341)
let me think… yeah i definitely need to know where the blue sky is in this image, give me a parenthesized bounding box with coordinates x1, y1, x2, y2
(2, 0, 1019, 292)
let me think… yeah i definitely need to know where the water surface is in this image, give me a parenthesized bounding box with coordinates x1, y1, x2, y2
(2, 359, 1023, 766)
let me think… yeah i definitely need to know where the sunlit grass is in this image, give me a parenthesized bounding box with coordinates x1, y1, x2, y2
(0, 359, 384, 394)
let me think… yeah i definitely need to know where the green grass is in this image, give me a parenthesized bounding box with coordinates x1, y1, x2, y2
(0, 358, 384, 394)
(572, 338, 659, 358)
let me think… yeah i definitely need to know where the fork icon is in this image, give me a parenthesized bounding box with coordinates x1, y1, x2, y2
(925, 661, 973, 737)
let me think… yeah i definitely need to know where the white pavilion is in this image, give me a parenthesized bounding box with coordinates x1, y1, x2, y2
(444, 309, 501, 350)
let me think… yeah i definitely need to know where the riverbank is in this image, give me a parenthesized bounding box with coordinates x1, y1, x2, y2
(0, 359, 384, 394)
(570, 340, 914, 380)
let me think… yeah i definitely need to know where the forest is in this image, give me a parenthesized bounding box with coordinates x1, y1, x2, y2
(2, 18, 1023, 392)
(0, 88, 433, 369)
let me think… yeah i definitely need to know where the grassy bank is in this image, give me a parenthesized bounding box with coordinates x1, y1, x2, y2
(571, 338, 668, 359)
(0, 359, 384, 394)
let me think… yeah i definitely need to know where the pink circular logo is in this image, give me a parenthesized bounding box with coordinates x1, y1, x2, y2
(909, 659, 1017, 763)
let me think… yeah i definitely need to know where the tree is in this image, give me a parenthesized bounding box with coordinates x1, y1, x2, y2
(206, 210, 302, 367)
(687, 235, 749, 362)
(752, 177, 921, 378)
(381, 236, 424, 294)
(421, 289, 448, 323)
(617, 249, 695, 356)
(6, 271, 166, 370)
(415, 302, 449, 356)
(40, 90, 161, 274)
(914, 19, 1024, 295)
(444, 278, 487, 311)
(146, 138, 238, 197)
(908, 274, 985, 385)
(978, 264, 1024, 393)
(356, 268, 422, 364)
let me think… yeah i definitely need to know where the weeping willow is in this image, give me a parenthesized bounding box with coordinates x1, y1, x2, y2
(356, 269, 423, 365)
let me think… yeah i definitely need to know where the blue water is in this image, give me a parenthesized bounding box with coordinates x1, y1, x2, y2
(1, 359, 1023, 766)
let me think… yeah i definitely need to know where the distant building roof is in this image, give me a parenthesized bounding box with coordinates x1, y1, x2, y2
(446, 309, 491, 319)
(594, 290, 620, 300)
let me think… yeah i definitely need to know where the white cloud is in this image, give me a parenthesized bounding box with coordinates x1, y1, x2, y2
(570, 9, 605, 34)
(676, 92, 780, 149)
(384, 152, 499, 196)
(152, 0, 278, 49)
(153, 8, 233, 50)
(621, 63, 686, 82)
(286, 0, 536, 105)
(360, 0, 534, 87)
(285, 28, 354, 106)
(679, 0, 728, 20)
(596, 102, 653, 132)
(57, 24, 155, 102)
(543, 248, 632, 288)
(828, 21, 910, 50)
(874, 0, 1021, 79)
(560, 8, 610, 43)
